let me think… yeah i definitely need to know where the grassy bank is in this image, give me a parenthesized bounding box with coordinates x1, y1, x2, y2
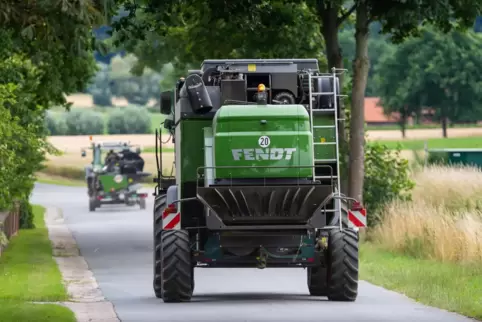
(0, 205, 75, 322)
(364, 165, 482, 319)
(373, 136, 482, 150)
(361, 244, 482, 319)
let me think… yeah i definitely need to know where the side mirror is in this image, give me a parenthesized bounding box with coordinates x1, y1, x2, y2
(136, 147, 141, 154)
(160, 90, 173, 115)
(81, 150, 86, 157)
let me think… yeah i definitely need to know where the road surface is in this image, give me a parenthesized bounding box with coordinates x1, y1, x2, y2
(32, 183, 474, 322)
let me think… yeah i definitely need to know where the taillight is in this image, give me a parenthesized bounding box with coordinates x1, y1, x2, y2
(139, 193, 147, 198)
(162, 203, 177, 219)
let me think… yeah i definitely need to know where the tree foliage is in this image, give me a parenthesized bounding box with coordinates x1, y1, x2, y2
(0, 1, 110, 213)
(375, 27, 482, 137)
(109, 1, 325, 81)
(363, 142, 414, 226)
(107, 106, 152, 134)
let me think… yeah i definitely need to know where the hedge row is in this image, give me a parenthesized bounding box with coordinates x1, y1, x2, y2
(45, 106, 152, 135)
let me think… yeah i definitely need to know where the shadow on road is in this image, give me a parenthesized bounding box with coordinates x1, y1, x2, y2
(188, 293, 327, 303)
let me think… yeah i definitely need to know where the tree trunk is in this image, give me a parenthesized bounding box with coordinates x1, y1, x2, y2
(319, 3, 348, 195)
(400, 106, 407, 138)
(441, 116, 448, 138)
(348, 2, 370, 203)
(400, 120, 406, 138)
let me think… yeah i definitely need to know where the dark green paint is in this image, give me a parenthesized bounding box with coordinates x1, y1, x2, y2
(99, 174, 129, 191)
(180, 119, 212, 184)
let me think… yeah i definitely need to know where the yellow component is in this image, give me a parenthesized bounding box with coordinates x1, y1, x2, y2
(257, 83, 266, 92)
(320, 137, 326, 143)
(128, 178, 133, 183)
(248, 64, 256, 72)
(318, 237, 328, 250)
(180, 77, 185, 81)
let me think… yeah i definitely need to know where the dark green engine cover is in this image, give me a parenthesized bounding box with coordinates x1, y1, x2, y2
(213, 104, 313, 179)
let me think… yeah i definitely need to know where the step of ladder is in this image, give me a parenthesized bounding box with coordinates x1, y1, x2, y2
(314, 142, 336, 145)
(311, 92, 334, 95)
(315, 176, 338, 179)
(313, 125, 336, 129)
(314, 158, 337, 162)
(312, 109, 335, 114)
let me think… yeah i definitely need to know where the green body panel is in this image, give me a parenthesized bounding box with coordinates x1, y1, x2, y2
(99, 174, 129, 191)
(212, 104, 313, 179)
(313, 115, 336, 160)
(180, 119, 213, 183)
(427, 149, 482, 168)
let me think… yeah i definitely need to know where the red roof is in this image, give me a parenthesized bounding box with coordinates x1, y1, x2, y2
(364, 97, 400, 123)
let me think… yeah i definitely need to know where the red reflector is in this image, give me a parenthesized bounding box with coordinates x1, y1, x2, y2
(162, 203, 178, 219)
(307, 257, 314, 263)
(97, 196, 103, 200)
(139, 193, 147, 198)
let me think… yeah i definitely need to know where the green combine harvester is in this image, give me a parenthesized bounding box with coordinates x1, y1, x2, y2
(152, 59, 367, 303)
(82, 141, 150, 211)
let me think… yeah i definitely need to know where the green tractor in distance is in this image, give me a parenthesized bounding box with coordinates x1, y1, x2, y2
(153, 59, 367, 303)
(82, 140, 150, 211)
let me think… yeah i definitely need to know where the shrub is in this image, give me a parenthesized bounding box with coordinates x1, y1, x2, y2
(64, 109, 105, 135)
(18, 198, 34, 229)
(107, 106, 151, 134)
(92, 90, 112, 107)
(44, 111, 68, 135)
(363, 142, 415, 226)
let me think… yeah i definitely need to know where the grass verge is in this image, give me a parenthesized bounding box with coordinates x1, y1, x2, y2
(361, 243, 482, 320)
(373, 136, 482, 150)
(0, 205, 75, 322)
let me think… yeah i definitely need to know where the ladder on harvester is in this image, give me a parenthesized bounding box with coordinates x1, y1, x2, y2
(307, 67, 347, 200)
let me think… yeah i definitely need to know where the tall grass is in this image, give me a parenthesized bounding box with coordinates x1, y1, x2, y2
(370, 165, 482, 264)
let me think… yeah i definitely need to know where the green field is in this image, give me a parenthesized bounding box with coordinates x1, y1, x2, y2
(367, 124, 481, 131)
(373, 136, 482, 150)
(0, 205, 75, 322)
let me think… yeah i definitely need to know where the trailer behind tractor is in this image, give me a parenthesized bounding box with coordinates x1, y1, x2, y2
(152, 58, 367, 303)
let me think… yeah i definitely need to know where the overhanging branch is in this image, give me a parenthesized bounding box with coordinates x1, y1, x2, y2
(337, 3, 357, 27)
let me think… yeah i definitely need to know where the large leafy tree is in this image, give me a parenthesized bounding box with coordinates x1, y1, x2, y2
(375, 27, 482, 138)
(0, 1, 110, 214)
(345, 0, 482, 202)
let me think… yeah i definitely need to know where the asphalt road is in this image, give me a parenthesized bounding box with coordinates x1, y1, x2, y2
(32, 183, 474, 322)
